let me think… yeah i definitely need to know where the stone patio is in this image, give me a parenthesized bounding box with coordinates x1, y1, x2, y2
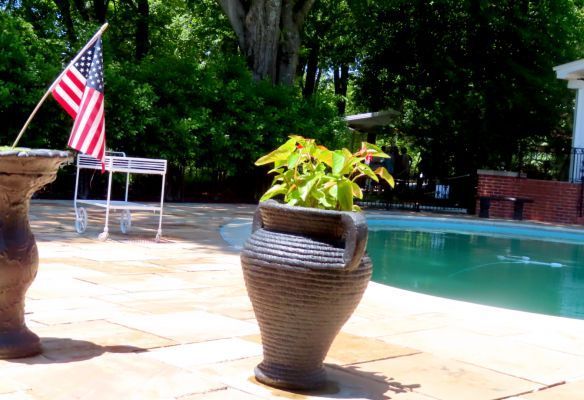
(1, 200, 583, 399)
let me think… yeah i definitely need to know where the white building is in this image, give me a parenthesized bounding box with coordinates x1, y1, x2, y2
(554, 59, 584, 182)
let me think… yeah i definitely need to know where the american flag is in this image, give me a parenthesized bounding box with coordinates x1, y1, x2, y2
(52, 36, 105, 163)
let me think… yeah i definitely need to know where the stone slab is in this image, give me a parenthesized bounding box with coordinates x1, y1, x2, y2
(348, 352, 542, 400)
(194, 356, 437, 399)
(8, 353, 224, 399)
(515, 379, 584, 399)
(108, 310, 259, 343)
(380, 327, 584, 385)
(143, 337, 262, 370)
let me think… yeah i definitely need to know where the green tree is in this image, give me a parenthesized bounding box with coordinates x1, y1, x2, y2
(1, 1, 345, 200)
(216, 0, 316, 85)
(352, 0, 584, 178)
(300, 0, 359, 115)
(0, 11, 69, 149)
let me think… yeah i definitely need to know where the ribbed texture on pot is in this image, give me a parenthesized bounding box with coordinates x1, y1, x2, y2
(241, 201, 372, 390)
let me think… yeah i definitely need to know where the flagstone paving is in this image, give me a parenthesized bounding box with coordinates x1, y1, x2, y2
(1, 200, 583, 399)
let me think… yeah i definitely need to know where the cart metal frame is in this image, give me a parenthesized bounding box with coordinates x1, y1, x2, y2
(73, 151, 167, 241)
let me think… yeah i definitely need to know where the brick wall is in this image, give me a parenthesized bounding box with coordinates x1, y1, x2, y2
(476, 170, 584, 225)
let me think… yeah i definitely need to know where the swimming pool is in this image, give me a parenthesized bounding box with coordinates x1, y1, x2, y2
(221, 214, 584, 319)
(367, 215, 584, 319)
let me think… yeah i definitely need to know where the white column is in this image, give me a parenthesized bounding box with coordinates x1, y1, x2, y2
(568, 80, 584, 181)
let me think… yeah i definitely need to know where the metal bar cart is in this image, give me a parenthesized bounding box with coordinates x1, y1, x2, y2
(73, 151, 167, 241)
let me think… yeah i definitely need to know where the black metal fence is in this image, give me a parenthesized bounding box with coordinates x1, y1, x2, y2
(578, 179, 584, 217)
(571, 147, 584, 183)
(574, 148, 584, 216)
(358, 174, 476, 214)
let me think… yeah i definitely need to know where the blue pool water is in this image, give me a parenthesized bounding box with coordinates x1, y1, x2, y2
(367, 216, 584, 319)
(221, 214, 584, 319)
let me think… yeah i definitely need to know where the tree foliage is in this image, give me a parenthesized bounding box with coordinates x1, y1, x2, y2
(0, 0, 344, 200)
(300, 0, 359, 114)
(1, 0, 584, 203)
(351, 0, 584, 177)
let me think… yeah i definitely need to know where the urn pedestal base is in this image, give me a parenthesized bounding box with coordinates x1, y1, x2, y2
(0, 328, 41, 359)
(255, 362, 327, 391)
(0, 149, 70, 359)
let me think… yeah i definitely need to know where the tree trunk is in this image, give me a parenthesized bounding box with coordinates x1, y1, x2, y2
(166, 164, 185, 202)
(53, 0, 76, 44)
(245, 0, 281, 83)
(73, 0, 90, 21)
(277, 0, 301, 85)
(135, 0, 149, 60)
(217, 0, 315, 85)
(333, 64, 349, 115)
(469, 0, 491, 165)
(93, 0, 108, 23)
(302, 41, 319, 98)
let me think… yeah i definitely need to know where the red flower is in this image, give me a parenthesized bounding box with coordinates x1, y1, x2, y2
(297, 144, 303, 149)
(365, 153, 373, 163)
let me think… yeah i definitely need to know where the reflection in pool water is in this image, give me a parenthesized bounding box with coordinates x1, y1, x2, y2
(367, 228, 584, 319)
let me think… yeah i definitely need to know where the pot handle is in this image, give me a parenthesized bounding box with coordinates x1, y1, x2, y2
(341, 213, 368, 271)
(251, 206, 264, 233)
(251, 202, 368, 272)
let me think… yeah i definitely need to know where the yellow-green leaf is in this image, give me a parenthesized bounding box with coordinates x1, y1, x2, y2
(357, 163, 379, 182)
(285, 188, 302, 205)
(374, 167, 395, 188)
(268, 167, 284, 175)
(255, 138, 296, 165)
(351, 181, 363, 199)
(337, 179, 353, 211)
(323, 180, 336, 190)
(299, 177, 319, 201)
(259, 184, 288, 201)
(328, 184, 338, 198)
(287, 152, 300, 169)
(341, 148, 356, 174)
(332, 151, 345, 175)
(361, 142, 383, 153)
(315, 148, 333, 167)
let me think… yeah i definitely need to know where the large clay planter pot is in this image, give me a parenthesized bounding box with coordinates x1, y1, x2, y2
(241, 200, 372, 390)
(0, 149, 70, 358)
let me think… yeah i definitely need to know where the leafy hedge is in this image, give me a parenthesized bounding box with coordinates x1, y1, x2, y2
(1, 11, 346, 201)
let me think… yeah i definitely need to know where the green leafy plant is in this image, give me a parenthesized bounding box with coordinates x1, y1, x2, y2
(255, 136, 394, 211)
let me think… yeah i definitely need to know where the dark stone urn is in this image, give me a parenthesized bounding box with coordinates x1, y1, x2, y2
(0, 149, 70, 358)
(241, 200, 372, 390)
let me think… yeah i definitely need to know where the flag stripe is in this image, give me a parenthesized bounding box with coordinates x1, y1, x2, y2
(85, 115, 105, 158)
(79, 97, 104, 153)
(67, 68, 86, 91)
(54, 83, 81, 108)
(70, 89, 101, 149)
(51, 67, 87, 119)
(52, 88, 78, 118)
(61, 73, 84, 100)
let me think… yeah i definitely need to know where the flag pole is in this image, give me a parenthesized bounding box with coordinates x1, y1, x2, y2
(12, 22, 109, 148)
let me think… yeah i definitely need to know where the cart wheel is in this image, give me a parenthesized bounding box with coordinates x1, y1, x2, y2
(75, 207, 87, 234)
(98, 231, 108, 241)
(120, 210, 132, 234)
